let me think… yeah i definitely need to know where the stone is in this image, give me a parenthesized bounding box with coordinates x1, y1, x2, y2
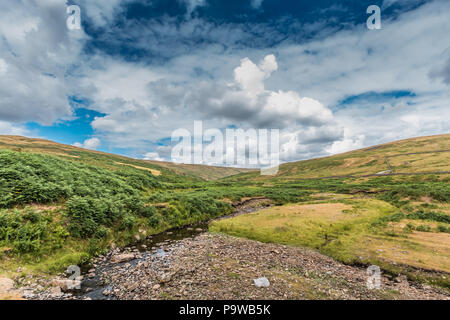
(51, 279, 82, 292)
(49, 286, 63, 297)
(0, 278, 14, 293)
(110, 253, 135, 263)
(253, 277, 270, 287)
(394, 275, 408, 284)
(22, 290, 36, 299)
(152, 284, 161, 290)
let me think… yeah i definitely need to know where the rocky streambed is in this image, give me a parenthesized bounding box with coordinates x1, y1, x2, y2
(13, 199, 450, 300)
(14, 199, 271, 300)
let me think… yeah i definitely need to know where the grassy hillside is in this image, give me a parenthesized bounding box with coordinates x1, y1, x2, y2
(0, 136, 252, 181)
(227, 134, 450, 182)
(0, 151, 237, 274)
(144, 160, 254, 181)
(0, 136, 244, 274)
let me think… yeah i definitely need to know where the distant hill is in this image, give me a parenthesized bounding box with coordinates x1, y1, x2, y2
(0, 136, 253, 181)
(228, 134, 450, 181)
(144, 160, 254, 181)
(0, 134, 448, 182)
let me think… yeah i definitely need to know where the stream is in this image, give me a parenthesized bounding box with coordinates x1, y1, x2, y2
(73, 198, 271, 300)
(75, 222, 209, 300)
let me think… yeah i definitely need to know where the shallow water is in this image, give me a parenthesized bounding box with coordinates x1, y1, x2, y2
(72, 200, 270, 300)
(74, 222, 209, 300)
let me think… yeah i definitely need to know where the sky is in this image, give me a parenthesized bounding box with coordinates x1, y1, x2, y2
(0, 0, 449, 165)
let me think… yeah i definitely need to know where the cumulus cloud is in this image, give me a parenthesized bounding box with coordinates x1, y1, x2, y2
(184, 55, 334, 129)
(179, 0, 206, 16)
(76, 0, 128, 27)
(143, 152, 165, 161)
(0, 59, 8, 75)
(430, 57, 450, 86)
(73, 137, 101, 150)
(326, 128, 365, 155)
(76, 0, 450, 164)
(3, 0, 449, 166)
(251, 0, 264, 9)
(0, 0, 87, 125)
(76, 52, 338, 163)
(0, 121, 29, 136)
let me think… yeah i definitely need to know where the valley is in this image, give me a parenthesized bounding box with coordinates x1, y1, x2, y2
(0, 134, 449, 300)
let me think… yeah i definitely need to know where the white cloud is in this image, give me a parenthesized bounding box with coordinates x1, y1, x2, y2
(0, 121, 29, 136)
(0, 0, 87, 125)
(179, 0, 207, 16)
(234, 55, 277, 94)
(185, 55, 334, 130)
(76, 0, 128, 27)
(2, 0, 449, 165)
(74, 53, 338, 163)
(0, 59, 8, 75)
(143, 152, 165, 161)
(251, 0, 264, 9)
(73, 137, 101, 150)
(326, 128, 365, 155)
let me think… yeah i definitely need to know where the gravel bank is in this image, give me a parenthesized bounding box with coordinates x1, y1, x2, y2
(100, 233, 449, 300)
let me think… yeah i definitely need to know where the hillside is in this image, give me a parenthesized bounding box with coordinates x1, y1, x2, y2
(227, 134, 450, 182)
(0, 136, 252, 181)
(144, 160, 254, 181)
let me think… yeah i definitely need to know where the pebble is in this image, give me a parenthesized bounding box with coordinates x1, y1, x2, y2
(254, 277, 270, 288)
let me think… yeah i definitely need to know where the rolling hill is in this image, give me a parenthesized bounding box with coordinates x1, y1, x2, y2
(227, 134, 450, 182)
(0, 136, 253, 181)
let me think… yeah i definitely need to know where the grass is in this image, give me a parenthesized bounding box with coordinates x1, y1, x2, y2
(211, 195, 450, 288)
(0, 147, 234, 277)
(210, 199, 397, 263)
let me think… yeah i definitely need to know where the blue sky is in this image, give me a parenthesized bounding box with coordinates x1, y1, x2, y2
(0, 0, 449, 162)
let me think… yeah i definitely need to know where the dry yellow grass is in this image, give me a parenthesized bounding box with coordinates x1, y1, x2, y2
(211, 199, 398, 263)
(114, 162, 161, 176)
(360, 231, 450, 273)
(211, 198, 450, 274)
(265, 202, 354, 221)
(388, 151, 450, 173)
